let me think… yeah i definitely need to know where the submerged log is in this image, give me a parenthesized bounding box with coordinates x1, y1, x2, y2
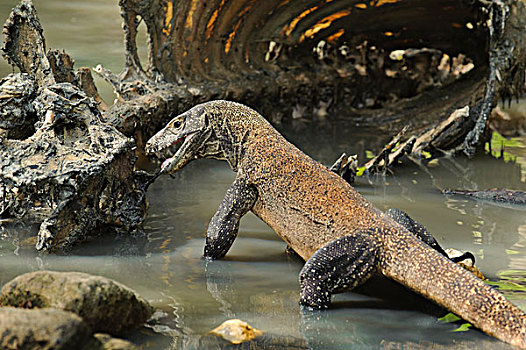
(0, 0, 525, 250)
(443, 188, 526, 206)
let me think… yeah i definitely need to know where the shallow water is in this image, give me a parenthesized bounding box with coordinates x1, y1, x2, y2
(2, 139, 526, 349)
(0, 0, 142, 103)
(1, 1, 526, 349)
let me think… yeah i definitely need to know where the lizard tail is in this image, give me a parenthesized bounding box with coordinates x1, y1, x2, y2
(380, 234, 526, 348)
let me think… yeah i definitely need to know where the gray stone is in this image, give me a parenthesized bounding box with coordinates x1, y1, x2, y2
(0, 307, 97, 350)
(94, 333, 137, 350)
(0, 271, 153, 336)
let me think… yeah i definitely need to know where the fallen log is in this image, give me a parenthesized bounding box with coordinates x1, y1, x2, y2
(112, 0, 525, 177)
(443, 188, 526, 206)
(110, 0, 525, 144)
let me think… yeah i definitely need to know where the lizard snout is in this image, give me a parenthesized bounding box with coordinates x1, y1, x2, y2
(144, 140, 158, 155)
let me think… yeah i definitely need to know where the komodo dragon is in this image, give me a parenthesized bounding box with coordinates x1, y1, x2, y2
(145, 100, 526, 348)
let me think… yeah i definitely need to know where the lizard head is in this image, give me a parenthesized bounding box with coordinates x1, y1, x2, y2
(145, 103, 211, 174)
(146, 100, 263, 174)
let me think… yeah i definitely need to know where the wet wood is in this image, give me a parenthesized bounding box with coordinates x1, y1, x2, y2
(0, 1, 147, 252)
(443, 188, 526, 205)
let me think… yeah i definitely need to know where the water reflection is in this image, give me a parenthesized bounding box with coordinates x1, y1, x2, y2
(0, 0, 126, 103)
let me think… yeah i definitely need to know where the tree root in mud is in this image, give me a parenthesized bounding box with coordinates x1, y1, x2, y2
(1, 0, 526, 251)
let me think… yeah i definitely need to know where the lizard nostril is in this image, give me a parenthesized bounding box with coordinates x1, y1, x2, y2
(145, 142, 155, 154)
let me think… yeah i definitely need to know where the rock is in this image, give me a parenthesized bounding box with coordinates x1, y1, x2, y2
(199, 331, 308, 349)
(0, 271, 153, 336)
(0, 307, 97, 350)
(210, 319, 263, 344)
(94, 333, 137, 350)
(445, 248, 486, 281)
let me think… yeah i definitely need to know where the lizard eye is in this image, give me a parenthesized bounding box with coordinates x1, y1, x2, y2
(172, 120, 182, 128)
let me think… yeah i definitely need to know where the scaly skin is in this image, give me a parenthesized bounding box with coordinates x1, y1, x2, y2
(146, 100, 526, 348)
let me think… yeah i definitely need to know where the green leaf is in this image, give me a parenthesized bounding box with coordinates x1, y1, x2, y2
(421, 150, 432, 159)
(487, 270, 526, 300)
(486, 131, 526, 162)
(356, 166, 366, 177)
(365, 150, 375, 159)
(485, 280, 526, 292)
(451, 323, 472, 332)
(438, 313, 461, 323)
(497, 269, 526, 278)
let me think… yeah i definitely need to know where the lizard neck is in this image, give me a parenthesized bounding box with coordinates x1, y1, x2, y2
(207, 101, 275, 172)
